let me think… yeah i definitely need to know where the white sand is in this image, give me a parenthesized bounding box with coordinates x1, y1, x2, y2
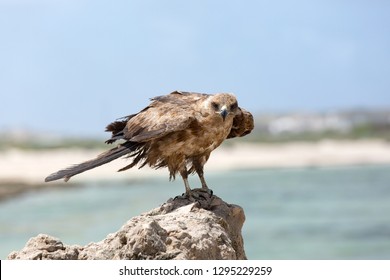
(1, 139, 390, 185)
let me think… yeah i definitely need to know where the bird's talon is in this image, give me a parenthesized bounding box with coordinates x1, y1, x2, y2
(174, 193, 187, 200)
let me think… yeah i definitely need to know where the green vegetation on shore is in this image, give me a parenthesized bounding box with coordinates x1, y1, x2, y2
(243, 124, 390, 143)
(0, 137, 108, 151)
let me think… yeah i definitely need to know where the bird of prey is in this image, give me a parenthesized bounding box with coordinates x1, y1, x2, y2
(45, 91, 254, 198)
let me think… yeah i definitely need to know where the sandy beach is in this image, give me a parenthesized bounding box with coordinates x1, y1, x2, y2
(1, 139, 390, 186)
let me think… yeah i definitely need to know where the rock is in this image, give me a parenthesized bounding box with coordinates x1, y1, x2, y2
(7, 191, 247, 260)
(7, 234, 79, 260)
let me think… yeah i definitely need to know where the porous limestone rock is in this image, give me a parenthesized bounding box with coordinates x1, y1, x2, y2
(8, 191, 246, 260)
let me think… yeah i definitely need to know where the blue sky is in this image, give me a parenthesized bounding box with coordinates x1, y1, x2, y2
(1, 0, 389, 136)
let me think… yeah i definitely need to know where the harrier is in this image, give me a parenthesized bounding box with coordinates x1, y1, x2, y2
(45, 91, 254, 198)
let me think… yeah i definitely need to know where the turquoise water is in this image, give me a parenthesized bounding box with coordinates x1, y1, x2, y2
(1, 165, 390, 259)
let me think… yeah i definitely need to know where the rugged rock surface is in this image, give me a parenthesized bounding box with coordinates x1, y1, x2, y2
(8, 190, 247, 260)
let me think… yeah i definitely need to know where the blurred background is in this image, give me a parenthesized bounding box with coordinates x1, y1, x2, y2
(1, 0, 390, 259)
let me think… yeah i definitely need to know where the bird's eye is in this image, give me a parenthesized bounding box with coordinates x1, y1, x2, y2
(211, 102, 219, 110)
(230, 102, 238, 110)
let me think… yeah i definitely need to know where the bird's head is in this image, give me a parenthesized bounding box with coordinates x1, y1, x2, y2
(208, 93, 239, 122)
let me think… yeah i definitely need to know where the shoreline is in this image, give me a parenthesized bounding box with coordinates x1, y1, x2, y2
(1, 139, 390, 199)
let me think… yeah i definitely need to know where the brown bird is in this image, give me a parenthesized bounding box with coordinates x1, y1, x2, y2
(45, 91, 254, 198)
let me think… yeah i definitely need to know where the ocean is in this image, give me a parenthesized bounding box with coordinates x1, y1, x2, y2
(1, 164, 390, 259)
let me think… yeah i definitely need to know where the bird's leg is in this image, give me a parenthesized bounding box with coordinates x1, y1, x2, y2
(199, 173, 209, 190)
(193, 160, 213, 197)
(179, 168, 194, 200)
(176, 167, 211, 202)
(192, 159, 208, 189)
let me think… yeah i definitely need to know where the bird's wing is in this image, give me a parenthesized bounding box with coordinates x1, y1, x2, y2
(227, 107, 254, 138)
(123, 91, 207, 142)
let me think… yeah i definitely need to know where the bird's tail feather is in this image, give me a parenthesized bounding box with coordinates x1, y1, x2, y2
(44, 142, 136, 182)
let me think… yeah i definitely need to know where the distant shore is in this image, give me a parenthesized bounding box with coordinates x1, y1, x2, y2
(1, 139, 390, 199)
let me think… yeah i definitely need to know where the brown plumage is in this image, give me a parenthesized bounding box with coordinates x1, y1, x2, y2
(45, 91, 254, 197)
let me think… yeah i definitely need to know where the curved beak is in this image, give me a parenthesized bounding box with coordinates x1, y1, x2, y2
(220, 105, 228, 121)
